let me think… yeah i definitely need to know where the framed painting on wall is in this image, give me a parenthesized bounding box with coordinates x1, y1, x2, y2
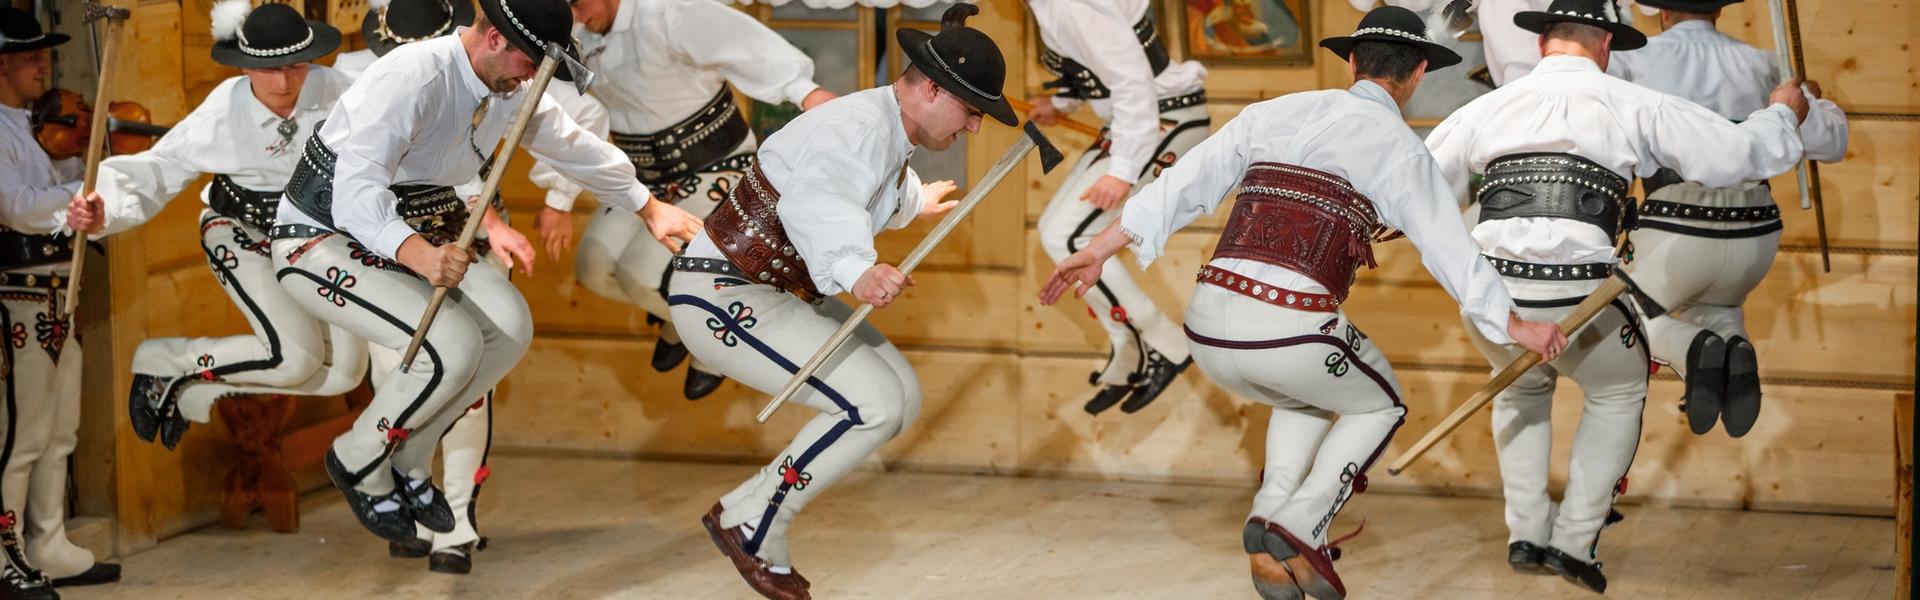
(1175, 0, 1313, 66)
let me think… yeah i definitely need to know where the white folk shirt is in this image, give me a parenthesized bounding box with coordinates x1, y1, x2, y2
(534, 0, 822, 211)
(1028, 0, 1206, 184)
(93, 67, 353, 236)
(682, 86, 925, 296)
(0, 103, 82, 234)
(1608, 20, 1848, 163)
(1120, 81, 1517, 344)
(1425, 55, 1804, 265)
(275, 32, 651, 260)
(331, 49, 377, 80)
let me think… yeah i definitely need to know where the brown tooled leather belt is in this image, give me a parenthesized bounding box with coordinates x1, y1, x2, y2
(1197, 265, 1341, 313)
(704, 162, 823, 302)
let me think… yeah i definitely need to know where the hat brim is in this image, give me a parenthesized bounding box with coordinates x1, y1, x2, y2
(1512, 11, 1648, 50)
(362, 0, 476, 57)
(479, 0, 582, 82)
(1318, 34, 1463, 72)
(1635, 0, 1744, 11)
(896, 28, 1016, 127)
(211, 21, 343, 68)
(0, 32, 71, 55)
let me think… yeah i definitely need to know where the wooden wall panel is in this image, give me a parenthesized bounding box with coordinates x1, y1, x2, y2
(1774, 120, 1920, 251)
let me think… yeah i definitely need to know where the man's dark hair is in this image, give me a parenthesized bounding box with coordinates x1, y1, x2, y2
(1351, 41, 1426, 82)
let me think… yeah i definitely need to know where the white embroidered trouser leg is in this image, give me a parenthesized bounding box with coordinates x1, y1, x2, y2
(369, 335, 492, 552)
(1035, 106, 1210, 384)
(612, 168, 733, 374)
(667, 271, 920, 568)
(135, 211, 368, 422)
(273, 234, 529, 498)
(1467, 276, 1649, 562)
(0, 276, 95, 578)
(1184, 285, 1404, 546)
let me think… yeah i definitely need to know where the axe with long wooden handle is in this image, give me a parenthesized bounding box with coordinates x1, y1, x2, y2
(1766, 0, 1829, 272)
(59, 1, 130, 319)
(1386, 275, 1630, 476)
(753, 122, 1065, 423)
(399, 43, 590, 370)
(1006, 97, 1103, 139)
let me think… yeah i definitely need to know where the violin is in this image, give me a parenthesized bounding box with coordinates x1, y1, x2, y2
(29, 88, 171, 160)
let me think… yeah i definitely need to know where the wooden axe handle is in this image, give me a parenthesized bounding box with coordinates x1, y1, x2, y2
(1386, 276, 1629, 476)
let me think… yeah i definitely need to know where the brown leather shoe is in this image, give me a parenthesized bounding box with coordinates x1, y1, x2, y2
(702, 503, 810, 600)
(1273, 524, 1347, 600)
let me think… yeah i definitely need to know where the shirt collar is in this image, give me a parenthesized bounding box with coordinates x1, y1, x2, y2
(609, 0, 637, 34)
(1533, 54, 1603, 74)
(448, 29, 494, 102)
(1349, 79, 1401, 116)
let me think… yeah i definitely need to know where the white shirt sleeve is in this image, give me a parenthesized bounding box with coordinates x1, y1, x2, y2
(1051, 7, 1161, 184)
(0, 142, 81, 234)
(668, 0, 822, 106)
(93, 104, 220, 236)
(526, 84, 612, 212)
(327, 69, 436, 259)
(1640, 95, 1804, 187)
(1373, 152, 1515, 343)
(1421, 105, 1481, 207)
(773, 126, 888, 294)
(1118, 109, 1256, 268)
(1798, 89, 1848, 163)
(519, 91, 651, 215)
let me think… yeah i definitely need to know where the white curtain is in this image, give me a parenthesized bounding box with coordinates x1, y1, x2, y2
(720, 0, 962, 7)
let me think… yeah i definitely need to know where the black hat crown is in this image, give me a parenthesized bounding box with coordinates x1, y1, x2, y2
(210, 0, 342, 68)
(477, 0, 581, 81)
(1319, 6, 1462, 72)
(1514, 0, 1648, 50)
(365, 0, 475, 57)
(0, 7, 71, 55)
(896, 4, 1015, 126)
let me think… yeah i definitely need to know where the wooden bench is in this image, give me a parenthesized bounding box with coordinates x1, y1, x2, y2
(218, 385, 370, 533)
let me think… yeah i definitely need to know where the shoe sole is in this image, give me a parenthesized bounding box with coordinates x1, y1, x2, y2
(1083, 387, 1131, 415)
(427, 557, 472, 575)
(1721, 339, 1761, 438)
(1249, 553, 1304, 600)
(1282, 554, 1344, 600)
(1684, 334, 1727, 435)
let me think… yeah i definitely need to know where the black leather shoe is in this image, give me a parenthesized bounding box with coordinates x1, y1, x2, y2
(324, 450, 417, 544)
(427, 542, 475, 575)
(158, 414, 190, 451)
(393, 469, 455, 534)
(0, 566, 55, 600)
(127, 374, 168, 444)
(1507, 541, 1552, 576)
(684, 368, 725, 400)
(1681, 331, 1727, 435)
(1121, 351, 1190, 414)
(1543, 547, 1607, 594)
(1083, 384, 1133, 415)
(48, 563, 117, 587)
(389, 538, 431, 558)
(651, 340, 689, 372)
(1721, 336, 1761, 438)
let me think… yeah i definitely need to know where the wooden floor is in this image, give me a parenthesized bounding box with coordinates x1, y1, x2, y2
(72, 455, 1896, 600)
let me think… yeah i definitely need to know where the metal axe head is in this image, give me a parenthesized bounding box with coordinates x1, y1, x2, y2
(1440, 0, 1476, 38)
(82, 1, 130, 24)
(1023, 121, 1064, 174)
(547, 41, 595, 94)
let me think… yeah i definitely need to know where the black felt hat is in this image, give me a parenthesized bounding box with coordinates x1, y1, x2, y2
(0, 7, 71, 55)
(477, 0, 583, 82)
(1514, 0, 1648, 50)
(895, 4, 1015, 126)
(364, 0, 475, 57)
(209, 0, 343, 68)
(1319, 6, 1463, 72)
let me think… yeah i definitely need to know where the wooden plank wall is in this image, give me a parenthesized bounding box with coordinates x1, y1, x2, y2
(486, 0, 1917, 518)
(102, 0, 1915, 547)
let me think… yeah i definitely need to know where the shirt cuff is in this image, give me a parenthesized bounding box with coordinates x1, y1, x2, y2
(829, 254, 875, 295)
(545, 189, 580, 212)
(785, 81, 823, 107)
(1466, 301, 1514, 345)
(613, 186, 650, 213)
(370, 220, 421, 261)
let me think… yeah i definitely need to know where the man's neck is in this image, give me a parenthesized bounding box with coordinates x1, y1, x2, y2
(1541, 38, 1605, 70)
(890, 79, 925, 147)
(1357, 77, 1413, 109)
(1661, 10, 1718, 30)
(459, 27, 488, 81)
